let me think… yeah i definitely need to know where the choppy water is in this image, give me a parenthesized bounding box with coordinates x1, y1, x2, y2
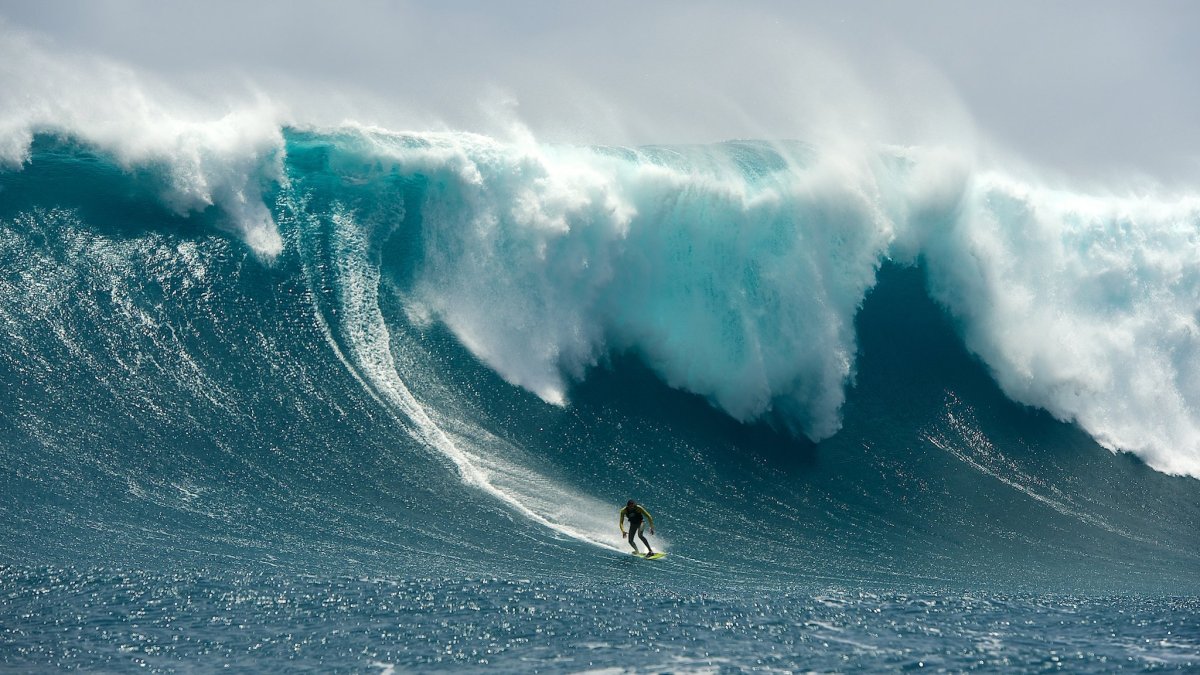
(5, 568, 1198, 672)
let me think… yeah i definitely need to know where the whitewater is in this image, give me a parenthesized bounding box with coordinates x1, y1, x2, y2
(2, 17, 1199, 673)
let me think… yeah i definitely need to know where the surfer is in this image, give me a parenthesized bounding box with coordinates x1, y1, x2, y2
(619, 499, 656, 556)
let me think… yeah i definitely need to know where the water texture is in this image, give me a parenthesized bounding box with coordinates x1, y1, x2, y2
(1, 128, 1198, 672)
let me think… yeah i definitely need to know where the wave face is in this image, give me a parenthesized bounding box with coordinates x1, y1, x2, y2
(293, 127, 1200, 477)
(1, 129, 1199, 596)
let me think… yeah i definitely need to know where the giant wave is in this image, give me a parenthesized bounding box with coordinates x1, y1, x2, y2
(28, 119, 1194, 477)
(1, 22, 1199, 593)
(1, 124, 1199, 594)
(3, 18, 1197, 479)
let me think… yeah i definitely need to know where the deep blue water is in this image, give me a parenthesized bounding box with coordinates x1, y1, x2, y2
(6, 568, 1198, 672)
(1, 131, 1198, 672)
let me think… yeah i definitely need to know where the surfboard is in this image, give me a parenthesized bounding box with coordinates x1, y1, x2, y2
(631, 551, 667, 560)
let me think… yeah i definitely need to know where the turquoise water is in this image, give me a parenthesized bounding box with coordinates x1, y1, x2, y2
(1, 131, 1199, 672)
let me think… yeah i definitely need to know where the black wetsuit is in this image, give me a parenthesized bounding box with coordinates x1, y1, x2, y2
(620, 505, 654, 553)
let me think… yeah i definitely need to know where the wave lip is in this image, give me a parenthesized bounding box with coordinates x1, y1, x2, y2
(387, 132, 897, 442)
(0, 23, 287, 258)
(923, 175, 1200, 477)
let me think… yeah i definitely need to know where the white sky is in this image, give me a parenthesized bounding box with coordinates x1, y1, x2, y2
(2, 0, 1198, 183)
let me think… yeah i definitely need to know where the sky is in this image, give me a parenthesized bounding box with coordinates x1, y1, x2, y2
(1, 0, 1198, 183)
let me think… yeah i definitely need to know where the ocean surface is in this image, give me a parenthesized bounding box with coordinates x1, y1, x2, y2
(2, 128, 1199, 672)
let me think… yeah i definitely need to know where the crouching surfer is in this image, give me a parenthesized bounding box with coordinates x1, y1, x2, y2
(619, 499, 656, 557)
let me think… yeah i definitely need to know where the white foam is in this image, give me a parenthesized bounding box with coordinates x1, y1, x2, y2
(0, 23, 286, 259)
(381, 130, 895, 441)
(922, 174, 1200, 476)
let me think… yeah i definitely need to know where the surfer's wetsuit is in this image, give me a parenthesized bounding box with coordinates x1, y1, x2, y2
(619, 503, 654, 554)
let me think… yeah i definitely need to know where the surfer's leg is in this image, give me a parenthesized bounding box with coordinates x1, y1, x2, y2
(627, 526, 639, 552)
(637, 524, 653, 554)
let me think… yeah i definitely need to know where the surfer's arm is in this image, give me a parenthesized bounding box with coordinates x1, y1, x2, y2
(640, 506, 655, 529)
(618, 508, 626, 532)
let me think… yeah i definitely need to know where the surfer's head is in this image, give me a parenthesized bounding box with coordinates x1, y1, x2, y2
(626, 499, 636, 508)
